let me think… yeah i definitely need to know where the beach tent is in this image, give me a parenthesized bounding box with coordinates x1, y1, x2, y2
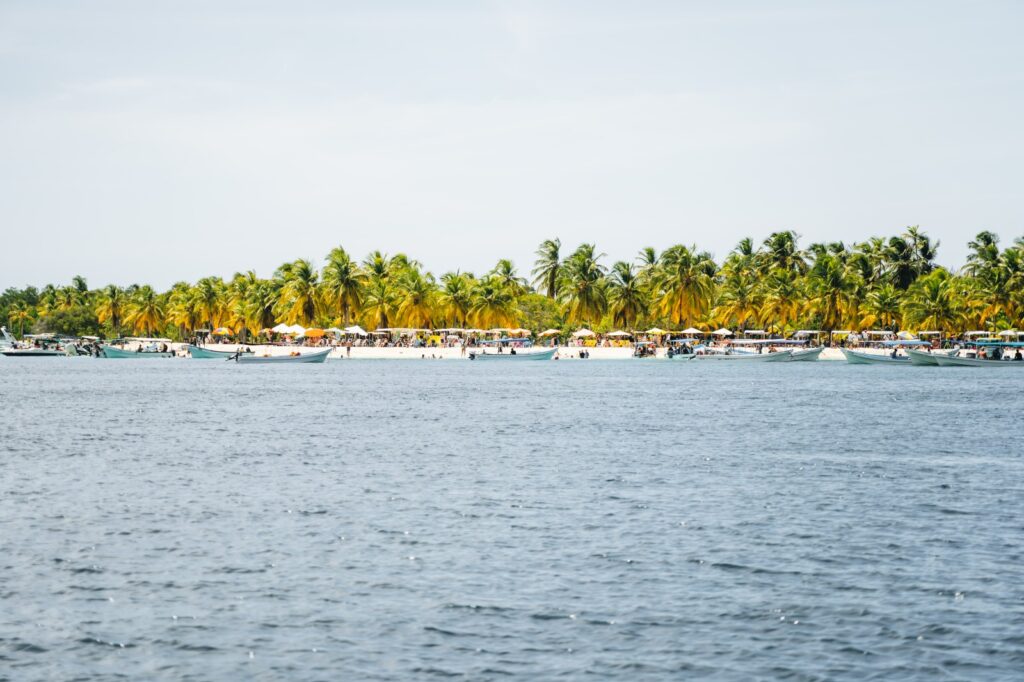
(344, 325, 368, 336)
(606, 330, 632, 337)
(573, 328, 596, 338)
(712, 328, 733, 336)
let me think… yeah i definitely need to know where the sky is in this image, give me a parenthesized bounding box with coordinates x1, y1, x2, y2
(1, 0, 1022, 290)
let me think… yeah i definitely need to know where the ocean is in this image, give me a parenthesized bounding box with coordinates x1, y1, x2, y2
(2, 358, 1022, 680)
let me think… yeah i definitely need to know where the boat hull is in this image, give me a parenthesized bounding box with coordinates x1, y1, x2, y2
(789, 347, 823, 362)
(470, 347, 557, 361)
(100, 345, 173, 359)
(933, 354, 1024, 367)
(693, 350, 793, 361)
(841, 349, 909, 365)
(236, 348, 330, 364)
(187, 344, 240, 359)
(1, 349, 66, 357)
(906, 348, 941, 366)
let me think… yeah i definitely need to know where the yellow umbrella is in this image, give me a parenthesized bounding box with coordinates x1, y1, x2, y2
(303, 328, 325, 337)
(212, 327, 232, 336)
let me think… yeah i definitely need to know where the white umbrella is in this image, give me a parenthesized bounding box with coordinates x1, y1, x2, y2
(287, 324, 306, 335)
(538, 329, 562, 337)
(271, 323, 291, 333)
(605, 330, 632, 337)
(572, 328, 596, 338)
(681, 327, 704, 335)
(344, 325, 368, 336)
(644, 327, 667, 335)
(712, 328, 733, 336)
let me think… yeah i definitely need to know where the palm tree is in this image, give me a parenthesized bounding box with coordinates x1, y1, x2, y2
(531, 238, 562, 299)
(438, 272, 473, 327)
(127, 285, 165, 336)
(902, 270, 961, 332)
(490, 259, 527, 297)
(607, 261, 647, 328)
(652, 244, 715, 326)
(904, 225, 938, 275)
(860, 284, 902, 330)
(95, 284, 126, 336)
(762, 231, 806, 274)
(759, 269, 803, 334)
(964, 231, 1000, 277)
(469, 276, 516, 328)
(883, 235, 920, 289)
(193, 276, 227, 329)
(394, 270, 436, 328)
(362, 278, 396, 330)
(321, 247, 365, 325)
(9, 302, 32, 337)
(804, 253, 855, 332)
(558, 244, 607, 326)
(715, 271, 761, 330)
(275, 259, 321, 325)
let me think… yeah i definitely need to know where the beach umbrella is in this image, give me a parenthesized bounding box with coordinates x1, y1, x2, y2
(572, 328, 596, 338)
(896, 331, 916, 340)
(344, 325, 368, 336)
(712, 328, 733, 336)
(212, 327, 232, 336)
(538, 329, 562, 337)
(287, 324, 306, 335)
(606, 330, 632, 337)
(303, 328, 325, 338)
(681, 327, 704, 335)
(271, 323, 291, 334)
(644, 327, 668, 335)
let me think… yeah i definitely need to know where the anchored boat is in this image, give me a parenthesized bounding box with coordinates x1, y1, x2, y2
(100, 344, 174, 359)
(187, 344, 246, 359)
(693, 349, 793, 361)
(235, 348, 331, 364)
(469, 347, 557, 361)
(789, 347, 823, 362)
(840, 348, 909, 364)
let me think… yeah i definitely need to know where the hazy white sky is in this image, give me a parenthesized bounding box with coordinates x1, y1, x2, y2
(2, 0, 1022, 289)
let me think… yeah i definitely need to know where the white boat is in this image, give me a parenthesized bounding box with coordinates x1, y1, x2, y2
(469, 347, 557, 361)
(789, 347, 823, 362)
(905, 348, 960, 366)
(1, 347, 66, 357)
(933, 353, 1024, 368)
(841, 348, 909, 365)
(693, 349, 793, 362)
(235, 348, 331, 364)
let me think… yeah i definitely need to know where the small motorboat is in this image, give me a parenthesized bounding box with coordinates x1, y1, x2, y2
(906, 348, 948, 366)
(99, 344, 174, 359)
(469, 347, 557, 361)
(933, 353, 1024, 368)
(840, 349, 909, 365)
(234, 348, 331, 364)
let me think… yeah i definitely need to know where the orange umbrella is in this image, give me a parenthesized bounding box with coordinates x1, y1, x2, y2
(303, 328, 325, 337)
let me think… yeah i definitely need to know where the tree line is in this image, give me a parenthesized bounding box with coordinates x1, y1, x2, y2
(2, 228, 1022, 340)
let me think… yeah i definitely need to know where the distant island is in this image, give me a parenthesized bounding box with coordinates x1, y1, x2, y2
(2, 229, 1021, 340)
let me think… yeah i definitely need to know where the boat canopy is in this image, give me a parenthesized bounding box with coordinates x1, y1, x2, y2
(731, 339, 808, 345)
(974, 341, 1024, 348)
(880, 340, 931, 347)
(479, 338, 534, 346)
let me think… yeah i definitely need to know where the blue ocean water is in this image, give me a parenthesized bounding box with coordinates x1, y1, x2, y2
(1, 358, 1023, 680)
